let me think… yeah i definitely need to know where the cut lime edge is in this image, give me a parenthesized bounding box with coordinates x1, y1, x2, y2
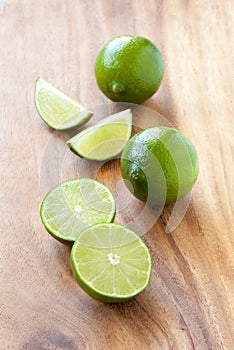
(34, 77, 93, 130)
(67, 109, 132, 161)
(40, 178, 116, 244)
(70, 223, 152, 303)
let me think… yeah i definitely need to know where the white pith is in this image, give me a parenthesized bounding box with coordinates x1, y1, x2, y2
(108, 253, 120, 266)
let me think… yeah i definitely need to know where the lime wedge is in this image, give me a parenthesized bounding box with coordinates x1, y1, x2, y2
(70, 223, 152, 302)
(40, 179, 116, 244)
(35, 77, 93, 130)
(67, 109, 132, 160)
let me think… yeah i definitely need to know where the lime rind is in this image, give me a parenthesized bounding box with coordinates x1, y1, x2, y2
(121, 126, 199, 205)
(70, 223, 152, 303)
(94, 35, 164, 103)
(35, 77, 93, 130)
(67, 109, 132, 161)
(40, 179, 116, 244)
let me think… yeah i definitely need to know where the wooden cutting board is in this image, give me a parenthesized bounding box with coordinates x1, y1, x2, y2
(0, 1, 233, 349)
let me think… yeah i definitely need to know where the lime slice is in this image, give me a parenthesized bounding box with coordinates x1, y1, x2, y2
(67, 109, 132, 160)
(40, 179, 116, 244)
(70, 223, 152, 302)
(35, 77, 93, 130)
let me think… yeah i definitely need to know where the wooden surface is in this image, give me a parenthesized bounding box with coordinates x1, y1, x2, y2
(0, 1, 233, 349)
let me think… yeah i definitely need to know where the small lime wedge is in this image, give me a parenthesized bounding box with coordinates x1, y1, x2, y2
(35, 77, 93, 130)
(40, 179, 116, 244)
(67, 109, 132, 160)
(70, 223, 152, 302)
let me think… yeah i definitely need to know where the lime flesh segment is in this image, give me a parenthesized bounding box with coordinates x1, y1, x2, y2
(35, 77, 93, 130)
(40, 179, 116, 244)
(67, 109, 132, 160)
(71, 223, 152, 302)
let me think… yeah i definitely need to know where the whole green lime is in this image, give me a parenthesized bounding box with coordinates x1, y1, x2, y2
(120, 127, 199, 205)
(94, 35, 164, 104)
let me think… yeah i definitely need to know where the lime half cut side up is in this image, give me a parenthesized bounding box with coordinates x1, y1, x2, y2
(67, 109, 132, 161)
(40, 179, 116, 244)
(35, 77, 93, 130)
(70, 223, 152, 303)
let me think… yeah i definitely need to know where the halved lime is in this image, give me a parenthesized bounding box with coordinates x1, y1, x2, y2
(40, 179, 116, 244)
(70, 223, 152, 302)
(67, 109, 132, 160)
(35, 77, 93, 130)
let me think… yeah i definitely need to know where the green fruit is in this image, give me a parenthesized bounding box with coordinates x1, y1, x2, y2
(70, 223, 152, 303)
(67, 109, 132, 161)
(40, 179, 116, 244)
(120, 127, 199, 205)
(35, 77, 93, 130)
(94, 35, 164, 104)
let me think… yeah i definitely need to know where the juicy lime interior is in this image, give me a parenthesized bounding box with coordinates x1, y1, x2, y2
(35, 77, 93, 130)
(71, 223, 152, 302)
(67, 109, 132, 160)
(40, 179, 116, 243)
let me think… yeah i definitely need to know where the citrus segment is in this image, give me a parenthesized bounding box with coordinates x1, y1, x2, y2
(67, 109, 132, 160)
(35, 77, 93, 130)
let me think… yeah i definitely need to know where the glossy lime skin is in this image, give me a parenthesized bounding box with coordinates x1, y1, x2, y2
(120, 127, 199, 205)
(95, 36, 164, 104)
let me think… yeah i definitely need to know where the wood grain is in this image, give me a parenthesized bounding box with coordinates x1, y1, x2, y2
(0, 1, 233, 349)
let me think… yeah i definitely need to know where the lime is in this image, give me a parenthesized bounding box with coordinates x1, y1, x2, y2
(40, 179, 116, 244)
(94, 35, 164, 103)
(35, 77, 93, 130)
(67, 109, 132, 161)
(120, 127, 199, 205)
(70, 223, 152, 303)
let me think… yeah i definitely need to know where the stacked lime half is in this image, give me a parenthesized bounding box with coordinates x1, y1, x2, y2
(71, 223, 152, 303)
